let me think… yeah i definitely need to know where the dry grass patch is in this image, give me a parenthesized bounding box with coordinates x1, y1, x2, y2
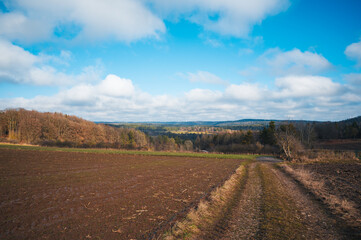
(298, 149, 358, 163)
(282, 165, 360, 226)
(164, 164, 246, 239)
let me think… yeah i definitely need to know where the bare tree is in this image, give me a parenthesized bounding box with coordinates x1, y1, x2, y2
(275, 123, 303, 161)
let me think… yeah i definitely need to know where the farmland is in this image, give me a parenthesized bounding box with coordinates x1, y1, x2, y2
(0, 147, 244, 239)
(1, 145, 361, 239)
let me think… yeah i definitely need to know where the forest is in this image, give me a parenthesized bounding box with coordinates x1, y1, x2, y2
(1, 109, 360, 155)
(0, 108, 148, 149)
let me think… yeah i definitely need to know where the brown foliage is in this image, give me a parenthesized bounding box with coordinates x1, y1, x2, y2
(0, 108, 149, 149)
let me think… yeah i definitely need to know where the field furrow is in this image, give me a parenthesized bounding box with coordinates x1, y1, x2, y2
(0, 149, 242, 239)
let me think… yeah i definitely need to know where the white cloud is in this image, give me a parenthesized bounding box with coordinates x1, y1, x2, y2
(345, 40, 361, 67)
(0, 38, 37, 82)
(0, 39, 101, 85)
(58, 74, 136, 106)
(1, 0, 165, 43)
(263, 48, 332, 75)
(185, 88, 222, 102)
(0, 0, 290, 43)
(187, 71, 227, 85)
(60, 84, 96, 106)
(0, 11, 53, 43)
(275, 75, 341, 98)
(98, 74, 135, 98)
(239, 48, 332, 82)
(344, 73, 361, 85)
(0, 74, 359, 121)
(225, 83, 264, 101)
(149, 0, 289, 37)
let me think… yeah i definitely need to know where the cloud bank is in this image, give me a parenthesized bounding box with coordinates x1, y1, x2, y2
(148, 0, 290, 37)
(1, 73, 359, 121)
(0, 0, 289, 43)
(0, 0, 165, 43)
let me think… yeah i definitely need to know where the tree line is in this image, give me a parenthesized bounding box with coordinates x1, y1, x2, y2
(0, 109, 149, 149)
(0, 109, 199, 151)
(1, 109, 359, 158)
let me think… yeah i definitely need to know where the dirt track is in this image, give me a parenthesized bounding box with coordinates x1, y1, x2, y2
(213, 161, 354, 239)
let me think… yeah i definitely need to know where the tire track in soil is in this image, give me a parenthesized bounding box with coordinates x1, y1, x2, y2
(219, 163, 262, 239)
(209, 162, 344, 240)
(199, 164, 250, 240)
(259, 164, 342, 239)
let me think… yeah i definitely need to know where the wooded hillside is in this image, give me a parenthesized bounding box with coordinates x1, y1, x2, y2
(0, 109, 148, 149)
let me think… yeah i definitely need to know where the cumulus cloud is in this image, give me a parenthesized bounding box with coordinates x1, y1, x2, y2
(187, 71, 227, 85)
(262, 48, 332, 75)
(98, 75, 135, 97)
(275, 75, 341, 98)
(225, 83, 264, 101)
(0, 38, 37, 81)
(239, 48, 332, 82)
(345, 39, 361, 67)
(0, 0, 165, 43)
(149, 0, 289, 37)
(58, 74, 136, 106)
(0, 39, 101, 85)
(60, 84, 96, 106)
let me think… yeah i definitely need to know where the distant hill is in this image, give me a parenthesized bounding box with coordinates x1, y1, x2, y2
(102, 117, 361, 139)
(314, 115, 361, 139)
(101, 116, 361, 129)
(338, 116, 361, 125)
(100, 118, 319, 130)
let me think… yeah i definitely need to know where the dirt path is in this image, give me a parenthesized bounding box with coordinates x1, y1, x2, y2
(220, 163, 262, 239)
(217, 162, 343, 239)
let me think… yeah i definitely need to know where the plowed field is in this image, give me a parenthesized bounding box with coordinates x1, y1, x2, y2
(0, 149, 242, 239)
(291, 163, 361, 214)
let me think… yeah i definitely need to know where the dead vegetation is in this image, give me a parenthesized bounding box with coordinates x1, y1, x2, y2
(282, 164, 361, 231)
(164, 164, 246, 239)
(297, 149, 358, 163)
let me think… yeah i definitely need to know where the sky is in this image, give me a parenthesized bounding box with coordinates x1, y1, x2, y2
(0, 0, 361, 122)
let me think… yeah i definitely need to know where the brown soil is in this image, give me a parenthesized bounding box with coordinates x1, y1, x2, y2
(291, 163, 361, 212)
(0, 149, 241, 239)
(288, 162, 361, 238)
(314, 139, 361, 151)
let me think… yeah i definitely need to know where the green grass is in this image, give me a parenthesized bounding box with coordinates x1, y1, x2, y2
(0, 143, 258, 160)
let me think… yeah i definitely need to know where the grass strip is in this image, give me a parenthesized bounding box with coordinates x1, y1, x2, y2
(163, 161, 249, 239)
(258, 164, 305, 239)
(0, 143, 258, 160)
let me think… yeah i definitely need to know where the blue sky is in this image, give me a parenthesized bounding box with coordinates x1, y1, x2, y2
(1, 0, 361, 121)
